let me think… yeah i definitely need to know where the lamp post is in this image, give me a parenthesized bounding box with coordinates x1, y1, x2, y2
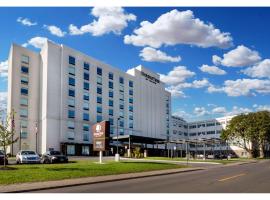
(115, 117, 120, 162)
(35, 122, 38, 153)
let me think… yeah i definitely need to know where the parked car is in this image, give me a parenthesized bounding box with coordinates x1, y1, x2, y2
(0, 150, 8, 165)
(41, 151, 68, 164)
(16, 150, 41, 164)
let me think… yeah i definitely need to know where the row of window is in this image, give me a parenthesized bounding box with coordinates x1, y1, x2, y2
(189, 122, 223, 129)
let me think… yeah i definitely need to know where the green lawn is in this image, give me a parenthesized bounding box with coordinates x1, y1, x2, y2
(0, 160, 184, 185)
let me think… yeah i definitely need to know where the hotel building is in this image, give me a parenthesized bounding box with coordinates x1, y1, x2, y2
(7, 40, 171, 156)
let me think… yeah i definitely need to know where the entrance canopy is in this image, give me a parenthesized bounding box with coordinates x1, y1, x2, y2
(111, 135, 166, 144)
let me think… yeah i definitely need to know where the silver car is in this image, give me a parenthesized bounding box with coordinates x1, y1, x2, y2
(16, 150, 41, 164)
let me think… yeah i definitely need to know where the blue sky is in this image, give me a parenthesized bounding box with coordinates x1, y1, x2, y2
(0, 7, 270, 121)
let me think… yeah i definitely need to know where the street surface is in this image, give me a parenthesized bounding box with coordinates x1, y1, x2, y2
(33, 160, 270, 193)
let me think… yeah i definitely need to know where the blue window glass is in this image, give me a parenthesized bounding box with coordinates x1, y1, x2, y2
(110, 127, 114, 134)
(109, 109, 113, 116)
(109, 100, 113, 107)
(83, 92, 89, 100)
(97, 96, 102, 104)
(109, 72, 113, 80)
(119, 104, 124, 110)
(21, 66, 29, 74)
(109, 91, 114, 98)
(83, 124, 89, 131)
(129, 123, 133, 129)
(83, 113, 89, 121)
(21, 88, 28, 95)
(129, 115, 133, 120)
(68, 110, 75, 118)
(69, 89, 75, 97)
(119, 120, 124, 127)
(129, 98, 133, 104)
(84, 82, 89, 90)
(97, 115, 102, 122)
(129, 89, 133, 96)
(69, 56, 75, 65)
(83, 133, 89, 141)
(97, 106, 102, 113)
(97, 86, 102, 94)
(84, 62, 89, 70)
(109, 81, 113, 89)
(129, 81, 133, 88)
(84, 73, 89, 81)
(69, 77, 75, 86)
(129, 105, 133, 112)
(21, 77, 28, 85)
(97, 67, 102, 76)
(109, 118, 114, 125)
(119, 77, 124, 84)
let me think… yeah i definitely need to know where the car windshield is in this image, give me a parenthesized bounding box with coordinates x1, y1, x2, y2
(50, 151, 61, 155)
(0, 151, 3, 155)
(21, 151, 36, 155)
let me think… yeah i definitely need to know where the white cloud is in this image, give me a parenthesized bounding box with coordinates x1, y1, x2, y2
(213, 45, 261, 67)
(255, 105, 270, 112)
(17, 17, 37, 26)
(173, 109, 192, 119)
(0, 92, 7, 116)
(194, 107, 210, 116)
(199, 64, 226, 75)
(0, 60, 8, 78)
(44, 25, 66, 37)
(225, 106, 252, 116)
(166, 87, 187, 98)
(124, 9, 233, 49)
(69, 7, 136, 36)
(23, 37, 48, 49)
(139, 47, 181, 63)
(160, 66, 195, 85)
(212, 106, 227, 114)
(242, 59, 270, 79)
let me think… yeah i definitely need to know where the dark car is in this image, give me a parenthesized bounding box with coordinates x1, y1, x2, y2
(41, 151, 68, 164)
(0, 150, 8, 165)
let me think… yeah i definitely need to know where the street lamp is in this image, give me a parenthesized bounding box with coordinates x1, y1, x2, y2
(115, 117, 121, 162)
(35, 122, 38, 153)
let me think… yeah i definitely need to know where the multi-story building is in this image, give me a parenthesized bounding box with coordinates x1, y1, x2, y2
(7, 40, 171, 156)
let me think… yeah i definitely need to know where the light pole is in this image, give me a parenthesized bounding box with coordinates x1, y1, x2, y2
(35, 122, 38, 153)
(115, 117, 120, 162)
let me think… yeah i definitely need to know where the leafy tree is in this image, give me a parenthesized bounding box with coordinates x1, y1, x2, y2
(0, 109, 18, 168)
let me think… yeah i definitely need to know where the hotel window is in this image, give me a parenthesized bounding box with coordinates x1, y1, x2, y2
(109, 100, 113, 107)
(119, 128, 124, 135)
(129, 89, 133, 96)
(68, 98, 75, 107)
(83, 124, 89, 131)
(69, 56, 75, 65)
(109, 109, 114, 116)
(110, 127, 114, 135)
(119, 120, 124, 128)
(84, 62, 89, 70)
(207, 131, 215, 135)
(97, 115, 102, 122)
(67, 145, 75, 155)
(97, 67, 102, 76)
(129, 81, 133, 88)
(109, 91, 113, 98)
(129, 105, 133, 112)
(69, 77, 75, 86)
(84, 73, 89, 81)
(83, 133, 89, 141)
(83, 113, 89, 121)
(67, 131, 75, 140)
(129, 98, 133, 104)
(119, 77, 124, 84)
(21, 76, 28, 85)
(206, 123, 215, 127)
(119, 92, 124, 100)
(20, 120, 28, 129)
(21, 131, 28, 138)
(119, 85, 124, 92)
(109, 81, 113, 89)
(69, 89, 75, 97)
(68, 66, 75, 75)
(83, 91, 89, 101)
(84, 82, 89, 90)
(82, 146, 90, 155)
(129, 114, 133, 120)
(67, 121, 75, 129)
(97, 86, 102, 94)
(20, 98, 28, 106)
(21, 66, 29, 74)
(20, 109, 28, 118)
(119, 104, 124, 110)
(68, 110, 75, 118)
(97, 106, 102, 113)
(109, 118, 114, 125)
(21, 55, 29, 64)
(97, 76, 102, 85)
(109, 72, 113, 80)
(129, 122, 133, 129)
(97, 96, 102, 104)
(119, 111, 124, 118)
(83, 101, 89, 110)
(21, 88, 28, 96)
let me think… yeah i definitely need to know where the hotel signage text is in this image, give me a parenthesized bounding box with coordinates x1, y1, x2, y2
(141, 71, 160, 84)
(92, 121, 110, 151)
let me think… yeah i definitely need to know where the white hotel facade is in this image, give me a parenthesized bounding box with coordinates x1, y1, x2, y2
(7, 40, 171, 156)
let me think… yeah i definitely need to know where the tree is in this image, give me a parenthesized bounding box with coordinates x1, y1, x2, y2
(0, 109, 18, 168)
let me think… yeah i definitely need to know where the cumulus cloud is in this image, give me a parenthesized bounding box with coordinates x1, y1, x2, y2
(0, 60, 8, 78)
(124, 9, 233, 49)
(160, 66, 195, 85)
(242, 59, 270, 79)
(194, 107, 210, 117)
(166, 88, 187, 98)
(199, 64, 226, 75)
(0, 92, 7, 116)
(212, 106, 227, 114)
(44, 25, 66, 37)
(69, 7, 136, 36)
(254, 104, 270, 112)
(225, 106, 252, 116)
(139, 47, 181, 63)
(173, 109, 192, 119)
(22, 37, 48, 49)
(213, 45, 261, 67)
(17, 17, 37, 26)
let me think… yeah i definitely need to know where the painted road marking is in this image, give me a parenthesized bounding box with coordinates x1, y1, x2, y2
(218, 173, 246, 182)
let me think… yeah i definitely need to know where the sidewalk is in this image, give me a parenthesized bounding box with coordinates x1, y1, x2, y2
(0, 167, 203, 193)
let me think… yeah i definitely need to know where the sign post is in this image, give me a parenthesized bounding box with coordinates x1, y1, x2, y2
(92, 121, 110, 164)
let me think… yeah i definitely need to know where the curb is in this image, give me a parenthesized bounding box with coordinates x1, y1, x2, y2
(1, 168, 203, 193)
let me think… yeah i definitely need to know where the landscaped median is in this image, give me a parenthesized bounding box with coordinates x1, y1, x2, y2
(0, 160, 187, 185)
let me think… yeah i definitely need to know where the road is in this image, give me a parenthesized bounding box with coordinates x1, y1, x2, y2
(33, 160, 270, 193)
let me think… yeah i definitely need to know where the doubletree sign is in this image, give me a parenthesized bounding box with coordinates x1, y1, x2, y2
(92, 121, 110, 151)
